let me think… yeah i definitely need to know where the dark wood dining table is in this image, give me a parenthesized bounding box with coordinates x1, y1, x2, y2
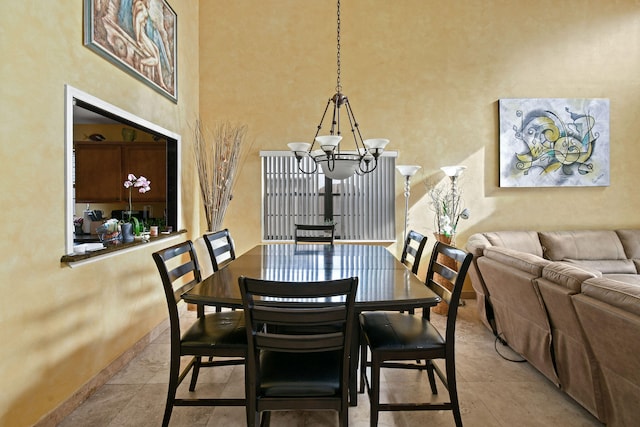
(181, 243, 440, 405)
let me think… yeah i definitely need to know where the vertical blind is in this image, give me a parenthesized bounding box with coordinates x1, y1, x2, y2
(260, 151, 397, 241)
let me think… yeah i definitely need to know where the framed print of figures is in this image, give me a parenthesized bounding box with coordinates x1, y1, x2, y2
(499, 98, 610, 187)
(84, 0, 177, 102)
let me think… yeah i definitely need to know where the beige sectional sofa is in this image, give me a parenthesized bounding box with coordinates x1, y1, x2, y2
(466, 230, 640, 426)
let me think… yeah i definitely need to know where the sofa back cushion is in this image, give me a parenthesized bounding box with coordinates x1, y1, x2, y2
(483, 231, 543, 257)
(616, 229, 640, 259)
(541, 261, 602, 292)
(581, 275, 640, 317)
(538, 231, 635, 274)
(483, 246, 550, 276)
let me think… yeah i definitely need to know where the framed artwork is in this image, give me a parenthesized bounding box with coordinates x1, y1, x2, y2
(84, 0, 177, 102)
(499, 98, 610, 187)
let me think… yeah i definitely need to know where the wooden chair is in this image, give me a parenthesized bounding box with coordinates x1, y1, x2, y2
(203, 229, 237, 313)
(401, 230, 428, 274)
(203, 228, 236, 272)
(152, 241, 246, 427)
(359, 242, 473, 427)
(294, 223, 335, 244)
(239, 276, 358, 427)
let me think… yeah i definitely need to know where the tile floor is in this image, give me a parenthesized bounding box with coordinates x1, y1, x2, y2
(59, 301, 603, 426)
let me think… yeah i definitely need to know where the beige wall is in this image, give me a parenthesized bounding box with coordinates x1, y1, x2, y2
(200, 0, 640, 260)
(1, 1, 639, 425)
(0, 1, 200, 426)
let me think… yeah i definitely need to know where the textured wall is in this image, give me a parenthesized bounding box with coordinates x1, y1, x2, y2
(0, 1, 200, 425)
(199, 0, 640, 262)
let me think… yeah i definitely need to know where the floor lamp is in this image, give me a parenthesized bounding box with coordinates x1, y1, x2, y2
(396, 165, 421, 246)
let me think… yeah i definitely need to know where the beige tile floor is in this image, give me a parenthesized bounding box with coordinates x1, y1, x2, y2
(59, 301, 603, 426)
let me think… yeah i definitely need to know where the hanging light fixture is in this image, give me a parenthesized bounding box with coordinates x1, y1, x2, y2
(288, 0, 389, 180)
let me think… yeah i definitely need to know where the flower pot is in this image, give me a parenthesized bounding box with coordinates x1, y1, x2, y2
(121, 222, 134, 243)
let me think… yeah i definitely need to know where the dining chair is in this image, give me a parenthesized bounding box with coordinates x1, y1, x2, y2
(152, 241, 246, 427)
(239, 276, 359, 427)
(359, 241, 473, 427)
(203, 228, 237, 313)
(294, 223, 335, 243)
(203, 228, 236, 271)
(400, 230, 428, 274)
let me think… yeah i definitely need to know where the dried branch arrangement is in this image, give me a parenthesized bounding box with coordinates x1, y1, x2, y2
(193, 119, 248, 232)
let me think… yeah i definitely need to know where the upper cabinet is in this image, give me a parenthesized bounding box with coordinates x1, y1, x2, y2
(74, 141, 167, 203)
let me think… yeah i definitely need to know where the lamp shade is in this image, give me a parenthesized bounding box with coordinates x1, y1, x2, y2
(288, 142, 311, 154)
(396, 165, 421, 177)
(441, 165, 466, 177)
(364, 138, 390, 150)
(319, 158, 360, 180)
(315, 135, 342, 150)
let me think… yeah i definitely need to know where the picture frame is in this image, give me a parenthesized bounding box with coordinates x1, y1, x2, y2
(84, 0, 177, 102)
(499, 98, 610, 187)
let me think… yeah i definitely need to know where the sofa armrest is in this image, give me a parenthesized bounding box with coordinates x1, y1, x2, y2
(541, 262, 602, 292)
(483, 246, 550, 276)
(466, 233, 492, 258)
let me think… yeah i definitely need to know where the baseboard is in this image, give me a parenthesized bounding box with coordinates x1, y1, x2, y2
(33, 316, 171, 427)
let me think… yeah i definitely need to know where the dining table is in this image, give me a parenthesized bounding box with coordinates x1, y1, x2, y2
(181, 243, 440, 405)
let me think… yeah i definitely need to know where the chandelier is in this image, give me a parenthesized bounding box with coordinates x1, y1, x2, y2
(287, 0, 389, 180)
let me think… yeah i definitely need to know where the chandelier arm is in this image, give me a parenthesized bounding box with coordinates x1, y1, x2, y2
(311, 98, 334, 152)
(343, 100, 366, 152)
(359, 157, 378, 174)
(295, 157, 318, 175)
(330, 96, 340, 138)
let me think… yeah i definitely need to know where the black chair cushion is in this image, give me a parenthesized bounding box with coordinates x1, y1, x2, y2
(259, 350, 341, 397)
(181, 311, 246, 349)
(360, 311, 444, 352)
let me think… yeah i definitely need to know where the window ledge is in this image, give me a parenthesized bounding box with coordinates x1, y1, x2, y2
(61, 230, 187, 267)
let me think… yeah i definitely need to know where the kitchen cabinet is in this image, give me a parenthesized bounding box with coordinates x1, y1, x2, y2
(123, 144, 167, 202)
(74, 141, 166, 203)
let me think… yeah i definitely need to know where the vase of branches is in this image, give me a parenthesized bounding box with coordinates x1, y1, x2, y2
(193, 119, 248, 232)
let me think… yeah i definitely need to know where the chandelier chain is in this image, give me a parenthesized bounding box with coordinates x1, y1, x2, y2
(336, 0, 341, 93)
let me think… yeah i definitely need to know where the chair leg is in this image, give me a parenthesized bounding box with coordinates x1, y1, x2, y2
(163, 356, 180, 427)
(426, 360, 438, 394)
(188, 356, 202, 391)
(359, 336, 367, 393)
(339, 407, 348, 427)
(260, 411, 271, 427)
(446, 358, 463, 427)
(370, 355, 381, 427)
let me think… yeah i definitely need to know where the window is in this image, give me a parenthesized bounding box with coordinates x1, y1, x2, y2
(260, 151, 396, 241)
(65, 85, 181, 255)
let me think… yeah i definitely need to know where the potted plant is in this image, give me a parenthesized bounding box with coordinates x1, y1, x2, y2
(427, 165, 470, 246)
(122, 173, 151, 242)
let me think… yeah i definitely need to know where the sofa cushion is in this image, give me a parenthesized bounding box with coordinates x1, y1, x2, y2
(564, 259, 637, 274)
(581, 275, 640, 317)
(483, 246, 549, 276)
(541, 262, 602, 292)
(616, 229, 640, 259)
(539, 230, 627, 261)
(483, 231, 543, 257)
